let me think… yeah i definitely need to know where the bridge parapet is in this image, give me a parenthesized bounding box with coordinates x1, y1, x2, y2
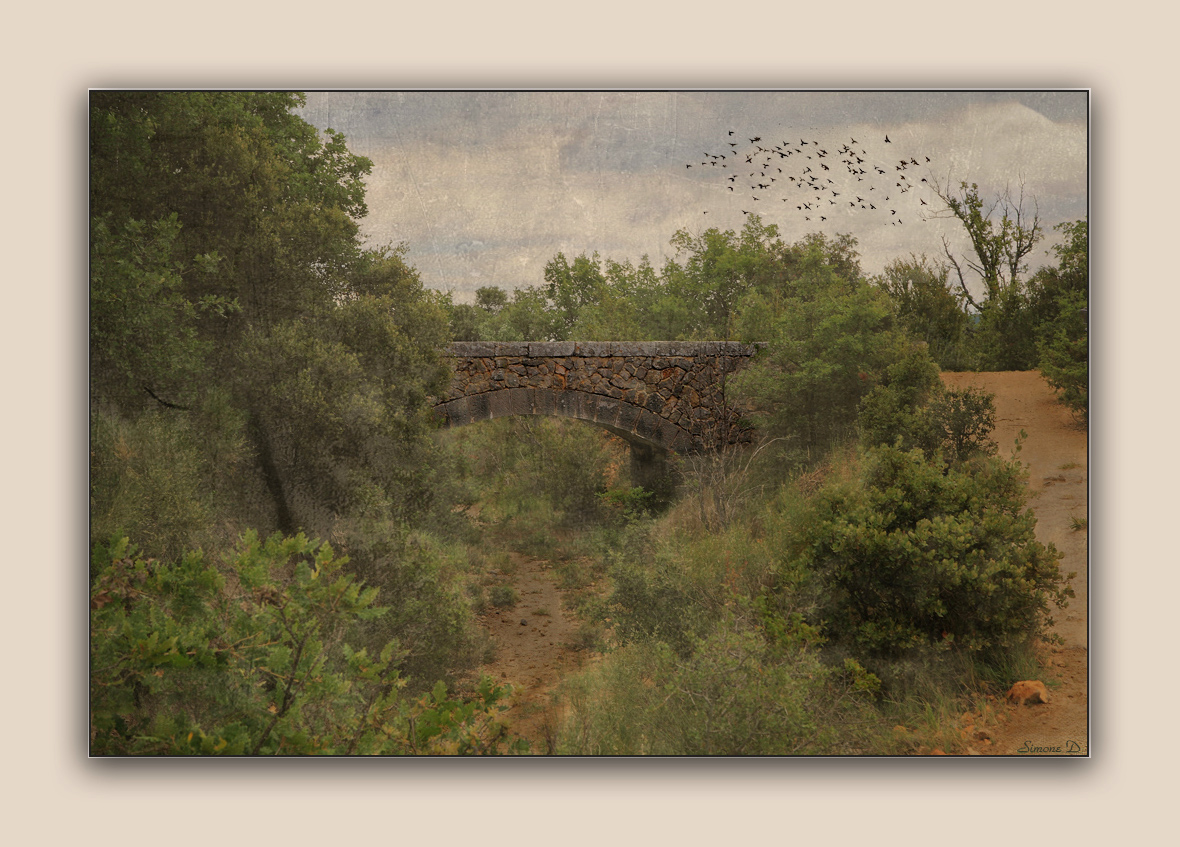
(435, 341, 764, 453)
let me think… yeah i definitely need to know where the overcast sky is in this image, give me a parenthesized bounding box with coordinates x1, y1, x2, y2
(298, 90, 1088, 303)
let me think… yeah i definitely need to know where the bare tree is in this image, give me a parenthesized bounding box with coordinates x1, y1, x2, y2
(931, 179, 1043, 313)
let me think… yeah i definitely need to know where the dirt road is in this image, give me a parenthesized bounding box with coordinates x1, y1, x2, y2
(473, 554, 597, 752)
(941, 371, 1089, 755)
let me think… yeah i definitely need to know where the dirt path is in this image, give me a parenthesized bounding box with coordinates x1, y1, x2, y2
(941, 371, 1089, 755)
(472, 554, 597, 752)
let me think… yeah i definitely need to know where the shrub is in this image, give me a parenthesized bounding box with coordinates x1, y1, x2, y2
(342, 531, 486, 691)
(489, 585, 519, 608)
(89, 410, 215, 563)
(556, 621, 882, 755)
(1038, 289, 1088, 422)
(857, 350, 997, 465)
(789, 446, 1073, 661)
(90, 532, 519, 755)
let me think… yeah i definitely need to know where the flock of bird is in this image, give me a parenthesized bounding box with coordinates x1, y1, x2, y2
(686, 131, 937, 227)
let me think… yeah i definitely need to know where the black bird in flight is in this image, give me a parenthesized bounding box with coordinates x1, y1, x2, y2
(885, 135, 891, 143)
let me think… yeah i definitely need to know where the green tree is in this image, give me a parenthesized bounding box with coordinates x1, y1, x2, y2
(90, 93, 457, 546)
(90, 93, 485, 700)
(1033, 220, 1088, 420)
(857, 350, 998, 466)
(874, 254, 970, 370)
(543, 251, 608, 337)
(236, 244, 453, 538)
(475, 285, 510, 314)
(664, 216, 785, 338)
(731, 241, 912, 464)
(89, 215, 234, 412)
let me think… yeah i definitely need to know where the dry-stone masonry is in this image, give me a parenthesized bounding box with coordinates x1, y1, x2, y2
(433, 341, 764, 455)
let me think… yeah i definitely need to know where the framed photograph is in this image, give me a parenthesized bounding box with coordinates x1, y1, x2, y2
(89, 89, 1088, 757)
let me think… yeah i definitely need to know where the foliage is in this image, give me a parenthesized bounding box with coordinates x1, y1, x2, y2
(90, 91, 461, 553)
(90, 533, 522, 755)
(606, 544, 720, 658)
(730, 243, 912, 466)
(857, 350, 998, 465)
(489, 585, 519, 608)
(340, 531, 487, 691)
(934, 181, 1043, 314)
(236, 244, 453, 538)
(90, 410, 217, 563)
(444, 416, 627, 529)
(874, 254, 971, 370)
(597, 486, 655, 524)
(603, 506, 783, 658)
(89, 214, 234, 411)
(556, 620, 882, 755)
(786, 445, 1073, 661)
(1034, 220, 1089, 420)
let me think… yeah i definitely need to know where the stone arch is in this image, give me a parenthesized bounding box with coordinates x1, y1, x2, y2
(433, 386, 696, 453)
(434, 387, 694, 495)
(432, 341, 764, 496)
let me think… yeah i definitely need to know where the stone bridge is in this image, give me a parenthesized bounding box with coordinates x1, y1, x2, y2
(433, 341, 764, 491)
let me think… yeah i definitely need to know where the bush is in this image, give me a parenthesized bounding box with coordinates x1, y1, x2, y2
(489, 585, 519, 608)
(341, 531, 486, 692)
(90, 410, 216, 563)
(90, 532, 520, 755)
(607, 552, 716, 658)
(789, 445, 1073, 661)
(857, 351, 998, 465)
(732, 261, 913, 469)
(556, 621, 882, 755)
(1038, 289, 1088, 422)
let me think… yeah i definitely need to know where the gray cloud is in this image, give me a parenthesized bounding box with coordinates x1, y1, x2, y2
(298, 90, 1087, 302)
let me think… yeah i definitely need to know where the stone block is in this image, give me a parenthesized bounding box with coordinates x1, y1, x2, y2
(633, 411, 660, 442)
(487, 387, 532, 419)
(593, 396, 621, 428)
(615, 402, 641, 433)
(574, 341, 614, 357)
(611, 342, 646, 357)
(469, 393, 491, 423)
(533, 388, 557, 417)
(446, 342, 496, 358)
(528, 341, 576, 357)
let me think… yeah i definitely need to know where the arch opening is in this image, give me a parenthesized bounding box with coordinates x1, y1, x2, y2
(434, 388, 684, 498)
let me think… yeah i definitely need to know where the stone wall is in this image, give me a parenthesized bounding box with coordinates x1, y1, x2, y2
(433, 341, 763, 453)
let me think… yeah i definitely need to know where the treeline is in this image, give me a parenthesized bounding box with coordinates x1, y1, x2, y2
(90, 92, 1086, 755)
(446, 203, 1088, 422)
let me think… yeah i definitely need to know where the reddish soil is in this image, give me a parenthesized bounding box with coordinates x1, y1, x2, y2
(941, 371, 1089, 755)
(472, 554, 600, 752)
